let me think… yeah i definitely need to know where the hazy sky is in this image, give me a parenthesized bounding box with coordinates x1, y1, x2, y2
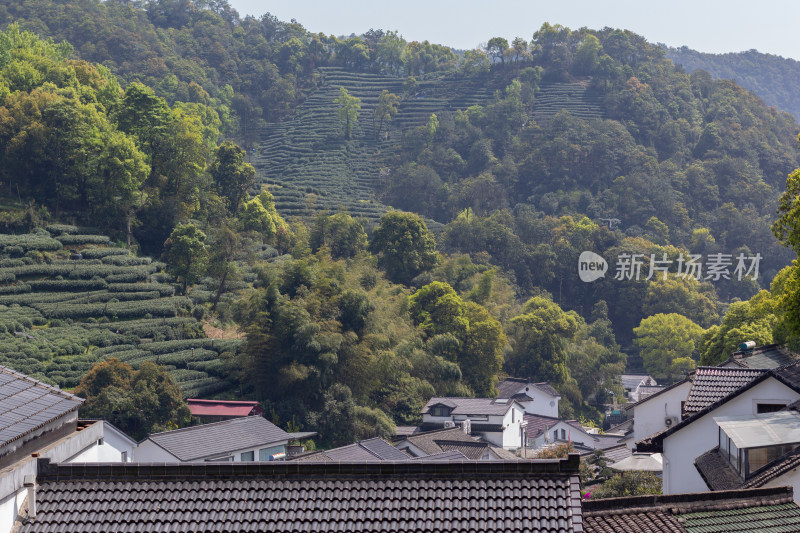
(227, 0, 800, 60)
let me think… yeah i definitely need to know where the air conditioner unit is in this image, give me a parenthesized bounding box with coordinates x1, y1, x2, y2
(443, 420, 456, 428)
(664, 416, 678, 427)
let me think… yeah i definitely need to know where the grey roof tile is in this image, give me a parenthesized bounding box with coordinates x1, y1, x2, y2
(145, 416, 291, 461)
(0, 364, 83, 448)
(21, 458, 584, 533)
(397, 427, 480, 455)
(422, 397, 517, 415)
(683, 367, 765, 416)
(583, 486, 800, 533)
(726, 344, 798, 369)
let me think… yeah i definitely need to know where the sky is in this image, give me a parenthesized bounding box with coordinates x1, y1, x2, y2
(227, 0, 800, 60)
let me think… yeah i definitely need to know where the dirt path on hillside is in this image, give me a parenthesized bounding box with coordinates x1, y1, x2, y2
(203, 320, 244, 340)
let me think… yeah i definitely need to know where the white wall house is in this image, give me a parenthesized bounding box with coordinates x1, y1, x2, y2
(421, 398, 526, 449)
(66, 421, 137, 463)
(693, 410, 800, 502)
(522, 415, 596, 450)
(637, 370, 800, 495)
(0, 365, 105, 533)
(621, 374, 657, 402)
(496, 378, 560, 417)
(630, 379, 692, 450)
(136, 415, 291, 462)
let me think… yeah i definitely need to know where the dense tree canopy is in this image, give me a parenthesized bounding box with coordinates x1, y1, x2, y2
(75, 358, 191, 440)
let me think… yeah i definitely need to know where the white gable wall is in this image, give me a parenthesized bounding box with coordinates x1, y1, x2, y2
(633, 380, 692, 449)
(500, 405, 525, 448)
(662, 378, 799, 494)
(68, 422, 137, 463)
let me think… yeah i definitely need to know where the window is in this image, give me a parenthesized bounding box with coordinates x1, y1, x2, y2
(512, 410, 515, 423)
(121, 451, 127, 462)
(240, 451, 255, 462)
(747, 444, 795, 475)
(430, 405, 451, 417)
(757, 403, 787, 414)
(97, 438, 104, 446)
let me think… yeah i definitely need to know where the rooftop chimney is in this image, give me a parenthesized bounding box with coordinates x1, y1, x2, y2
(24, 474, 36, 519)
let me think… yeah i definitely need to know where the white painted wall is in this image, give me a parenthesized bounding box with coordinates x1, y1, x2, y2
(633, 380, 691, 449)
(1, 421, 104, 533)
(135, 440, 180, 462)
(662, 378, 799, 494)
(528, 421, 596, 450)
(68, 422, 136, 463)
(503, 384, 560, 418)
(0, 488, 26, 533)
(500, 405, 525, 448)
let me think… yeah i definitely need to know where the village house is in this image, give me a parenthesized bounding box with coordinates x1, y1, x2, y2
(523, 414, 627, 456)
(420, 397, 526, 449)
(495, 377, 561, 417)
(620, 374, 658, 402)
(292, 437, 412, 462)
(637, 362, 800, 495)
(719, 343, 798, 369)
(0, 365, 133, 533)
(136, 415, 294, 462)
(694, 408, 800, 497)
(624, 378, 691, 449)
(186, 398, 264, 423)
(393, 426, 520, 460)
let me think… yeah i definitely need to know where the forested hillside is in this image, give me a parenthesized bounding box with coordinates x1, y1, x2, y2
(664, 46, 800, 120)
(1, 1, 800, 446)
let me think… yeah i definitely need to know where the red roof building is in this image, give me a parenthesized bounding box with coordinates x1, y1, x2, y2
(187, 399, 264, 421)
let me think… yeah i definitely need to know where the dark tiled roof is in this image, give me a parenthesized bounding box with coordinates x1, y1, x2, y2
(496, 378, 560, 399)
(20, 457, 584, 533)
(605, 419, 633, 436)
(296, 438, 411, 462)
(638, 362, 800, 453)
(0, 364, 83, 448)
(398, 427, 480, 455)
(496, 377, 528, 398)
(621, 374, 655, 391)
(696, 446, 800, 491)
(411, 450, 469, 461)
(580, 444, 632, 464)
(724, 344, 798, 369)
(422, 397, 517, 415)
(435, 440, 491, 460)
(145, 415, 290, 461)
(637, 385, 664, 399)
(694, 448, 743, 490)
(583, 486, 800, 533)
(393, 425, 421, 437)
(523, 414, 563, 439)
(683, 367, 765, 416)
(490, 446, 523, 460)
(592, 434, 624, 451)
(532, 382, 560, 397)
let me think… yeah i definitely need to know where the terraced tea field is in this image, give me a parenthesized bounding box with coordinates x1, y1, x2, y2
(532, 82, 605, 121)
(253, 67, 501, 228)
(0, 226, 242, 398)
